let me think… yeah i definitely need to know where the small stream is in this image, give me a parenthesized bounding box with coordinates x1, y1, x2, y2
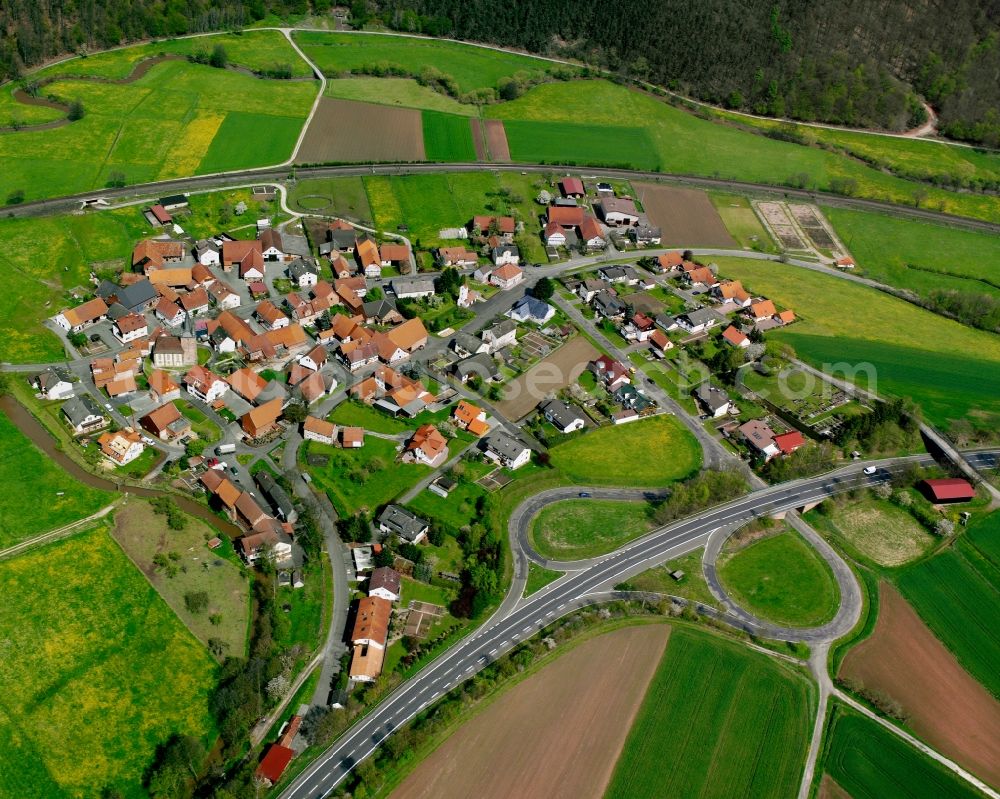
(0, 395, 242, 538)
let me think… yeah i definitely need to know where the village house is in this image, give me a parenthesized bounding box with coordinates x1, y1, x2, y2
(546, 205, 585, 229)
(685, 267, 718, 289)
(453, 400, 489, 436)
(507, 295, 555, 325)
(208, 279, 241, 310)
(369, 567, 401, 602)
(490, 262, 523, 289)
(438, 246, 478, 267)
(655, 251, 684, 274)
(491, 244, 521, 269)
(722, 325, 751, 348)
(255, 300, 289, 331)
(241, 397, 284, 439)
(259, 228, 284, 261)
(355, 236, 381, 278)
(543, 221, 569, 248)
(648, 329, 674, 358)
(481, 430, 531, 470)
(184, 365, 228, 403)
(54, 297, 109, 333)
(748, 299, 777, 322)
(97, 279, 158, 314)
(481, 319, 518, 353)
(148, 370, 181, 403)
(378, 504, 430, 544)
(592, 290, 627, 320)
(558, 177, 585, 197)
(405, 424, 449, 467)
(98, 429, 145, 466)
(30, 367, 74, 401)
(154, 297, 185, 327)
(630, 223, 662, 245)
(152, 334, 197, 368)
(140, 402, 191, 441)
(469, 215, 516, 238)
(590, 355, 631, 391)
(622, 312, 656, 342)
(62, 395, 107, 434)
(288, 258, 320, 288)
(303, 415, 336, 445)
(350, 596, 392, 682)
(379, 242, 410, 270)
(740, 419, 780, 460)
(194, 239, 220, 266)
(390, 277, 435, 300)
(774, 430, 806, 456)
(256, 471, 296, 523)
(221, 240, 264, 277)
(579, 216, 606, 249)
(453, 352, 500, 384)
(341, 426, 364, 448)
(596, 197, 640, 226)
(179, 287, 210, 317)
(132, 239, 184, 273)
(540, 399, 586, 433)
(676, 307, 724, 334)
(695, 384, 735, 418)
(576, 278, 610, 303)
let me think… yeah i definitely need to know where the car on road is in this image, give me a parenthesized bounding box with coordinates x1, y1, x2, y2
(863, 466, 878, 475)
(578, 492, 591, 498)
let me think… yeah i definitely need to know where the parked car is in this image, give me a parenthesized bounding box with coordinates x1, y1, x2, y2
(578, 492, 591, 498)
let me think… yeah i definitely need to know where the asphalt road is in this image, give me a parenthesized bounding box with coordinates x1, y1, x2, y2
(12, 162, 1000, 235)
(279, 449, 998, 799)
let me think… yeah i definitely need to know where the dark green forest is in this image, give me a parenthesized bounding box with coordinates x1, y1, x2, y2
(2, 0, 1000, 146)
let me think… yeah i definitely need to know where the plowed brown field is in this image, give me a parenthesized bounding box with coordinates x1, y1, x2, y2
(296, 97, 425, 163)
(635, 183, 735, 247)
(484, 119, 511, 162)
(495, 336, 599, 421)
(841, 582, 1000, 787)
(390, 624, 670, 799)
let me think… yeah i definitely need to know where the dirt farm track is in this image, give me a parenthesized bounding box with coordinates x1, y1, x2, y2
(840, 583, 1000, 787)
(296, 98, 425, 164)
(390, 625, 670, 799)
(634, 183, 735, 247)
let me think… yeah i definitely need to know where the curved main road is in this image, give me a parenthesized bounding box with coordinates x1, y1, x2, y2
(280, 449, 998, 799)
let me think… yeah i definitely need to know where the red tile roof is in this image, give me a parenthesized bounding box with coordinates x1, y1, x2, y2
(773, 430, 806, 454)
(256, 744, 294, 785)
(922, 478, 976, 502)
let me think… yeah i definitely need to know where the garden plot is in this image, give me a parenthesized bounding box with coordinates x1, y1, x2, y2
(789, 203, 837, 250)
(755, 201, 808, 250)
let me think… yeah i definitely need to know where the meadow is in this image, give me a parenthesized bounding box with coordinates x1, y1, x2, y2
(809, 498, 935, 568)
(407, 460, 494, 533)
(718, 529, 840, 627)
(896, 529, 1000, 698)
(422, 111, 477, 161)
(825, 207, 1000, 299)
(0, 86, 63, 126)
(301, 437, 430, 517)
(0, 525, 215, 798)
(286, 175, 372, 221)
(0, 58, 315, 202)
(500, 119, 659, 170)
(485, 79, 1000, 224)
(712, 256, 1000, 426)
(530, 499, 655, 561)
(547, 415, 701, 487)
(821, 703, 984, 799)
(35, 30, 314, 79)
(605, 627, 812, 798)
(0, 410, 112, 548)
(325, 77, 477, 115)
(293, 31, 557, 93)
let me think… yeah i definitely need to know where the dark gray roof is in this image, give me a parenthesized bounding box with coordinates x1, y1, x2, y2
(363, 298, 397, 319)
(450, 331, 484, 356)
(509, 295, 553, 322)
(492, 244, 519, 258)
(695, 383, 731, 412)
(540, 399, 585, 429)
(680, 307, 723, 328)
(257, 380, 288, 406)
(255, 471, 295, 520)
(482, 430, 529, 462)
(378, 504, 429, 542)
(106, 302, 130, 321)
(483, 319, 517, 340)
(593, 290, 626, 316)
(61, 395, 103, 426)
(118, 279, 157, 311)
(391, 277, 436, 296)
(288, 258, 320, 280)
(453, 352, 499, 380)
(328, 229, 356, 249)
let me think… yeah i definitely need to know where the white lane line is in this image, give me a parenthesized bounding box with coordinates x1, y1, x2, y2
(488, 648, 497, 656)
(522, 625, 532, 633)
(465, 666, 473, 673)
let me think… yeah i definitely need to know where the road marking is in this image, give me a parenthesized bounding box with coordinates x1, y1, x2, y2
(499, 641, 508, 648)
(488, 648, 497, 656)
(522, 625, 532, 633)
(465, 666, 473, 673)
(558, 604, 566, 610)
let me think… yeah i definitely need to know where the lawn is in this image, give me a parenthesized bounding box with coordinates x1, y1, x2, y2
(825, 206, 1000, 299)
(605, 626, 812, 799)
(301, 437, 429, 517)
(293, 31, 558, 94)
(0, 58, 315, 202)
(718, 528, 840, 627)
(36, 30, 313, 79)
(530, 499, 655, 561)
(500, 118, 659, 170)
(422, 111, 477, 161)
(629, 548, 718, 608)
(713, 256, 1000, 427)
(406, 459, 493, 532)
(547, 415, 701, 487)
(275, 560, 328, 652)
(0, 410, 112, 549)
(524, 562, 563, 596)
(808, 498, 935, 568)
(178, 400, 222, 444)
(0, 525, 215, 798)
(328, 400, 413, 434)
(110, 499, 250, 656)
(821, 702, 984, 799)
(895, 522, 1000, 697)
(286, 175, 372, 221)
(709, 192, 778, 252)
(325, 77, 477, 115)
(485, 79, 1000, 224)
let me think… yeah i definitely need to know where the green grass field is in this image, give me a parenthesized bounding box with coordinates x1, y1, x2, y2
(500, 118, 659, 170)
(0, 86, 64, 126)
(0, 525, 215, 798)
(713, 256, 1000, 426)
(710, 192, 778, 252)
(36, 30, 313, 79)
(605, 627, 812, 798)
(407, 460, 493, 532)
(718, 529, 840, 627)
(0, 411, 112, 549)
(293, 31, 557, 93)
(484, 79, 1000, 224)
(821, 702, 984, 799)
(809, 498, 935, 568)
(895, 518, 1000, 697)
(547, 415, 701, 487)
(301, 437, 430, 517)
(325, 77, 477, 115)
(0, 59, 315, 202)
(530, 499, 655, 560)
(286, 175, 372, 221)
(630, 549, 719, 608)
(328, 400, 413, 434)
(825, 207, 1000, 299)
(524, 562, 563, 596)
(422, 111, 477, 161)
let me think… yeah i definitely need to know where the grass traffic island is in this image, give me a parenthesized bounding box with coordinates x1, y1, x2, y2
(717, 527, 840, 628)
(524, 562, 564, 597)
(0, 523, 215, 798)
(110, 498, 250, 657)
(605, 626, 813, 798)
(819, 702, 984, 799)
(547, 414, 701, 488)
(530, 499, 656, 561)
(629, 548, 719, 609)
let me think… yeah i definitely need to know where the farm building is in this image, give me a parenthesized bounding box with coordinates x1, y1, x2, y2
(920, 478, 976, 503)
